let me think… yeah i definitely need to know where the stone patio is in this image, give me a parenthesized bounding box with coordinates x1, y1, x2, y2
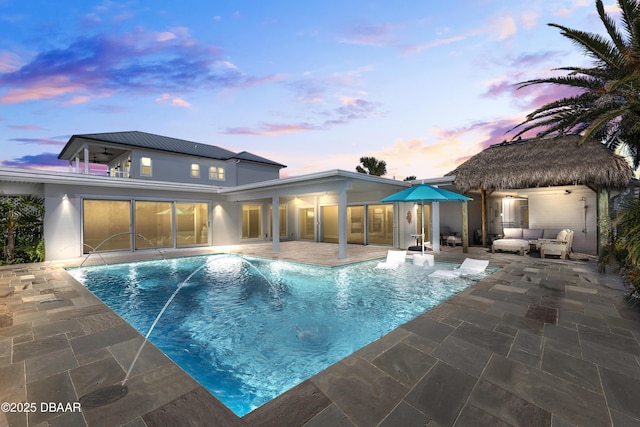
(1, 242, 639, 426)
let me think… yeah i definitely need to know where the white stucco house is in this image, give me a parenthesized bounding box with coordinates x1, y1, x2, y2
(2, 131, 434, 261)
(0, 132, 634, 261)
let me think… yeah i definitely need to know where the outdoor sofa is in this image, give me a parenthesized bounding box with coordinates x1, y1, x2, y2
(491, 227, 561, 256)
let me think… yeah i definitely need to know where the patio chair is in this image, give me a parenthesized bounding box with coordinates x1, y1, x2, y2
(428, 258, 489, 278)
(440, 225, 452, 246)
(375, 250, 407, 269)
(540, 229, 573, 260)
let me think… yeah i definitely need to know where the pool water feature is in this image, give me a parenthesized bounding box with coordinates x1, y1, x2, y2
(70, 254, 488, 416)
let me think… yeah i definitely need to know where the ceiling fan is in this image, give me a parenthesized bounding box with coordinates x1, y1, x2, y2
(101, 147, 113, 156)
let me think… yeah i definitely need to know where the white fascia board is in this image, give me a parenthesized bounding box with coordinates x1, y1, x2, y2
(0, 167, 222, 194)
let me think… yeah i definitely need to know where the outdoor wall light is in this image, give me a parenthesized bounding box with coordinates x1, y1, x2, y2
(62, 194, 69, 201)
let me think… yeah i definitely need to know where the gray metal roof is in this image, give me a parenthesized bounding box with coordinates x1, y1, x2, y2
(233, 150, 281, 164)
(58, 131, 285, 168)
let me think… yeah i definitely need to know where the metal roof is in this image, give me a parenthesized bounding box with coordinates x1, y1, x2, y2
(58, 131, 285, 168)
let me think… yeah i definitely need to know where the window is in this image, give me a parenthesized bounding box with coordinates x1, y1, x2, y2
(83, 200, 132, 253)
(191, 164, 200, 178)
(299, 207, 315, 240)
(135, 201, 173, 248)
(176, 203, 209, 246)
(242, 205, 261, 239)
(347, 206, 365, 244)
(321, 206, 368, 244)
(141, 157, 152, 176)
(321, 206, 338, 243)
(209, 166, 225, 181)
(367, 204, 394, 245)
(416, 204, 431, 243)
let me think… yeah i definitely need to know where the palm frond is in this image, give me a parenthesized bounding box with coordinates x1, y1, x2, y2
(512, 0, 640, 169)
(597, 0, 628, 52)
(516, 75, 603, 91)
(549, 23, 624, 68)
(618, 0, 640, 45)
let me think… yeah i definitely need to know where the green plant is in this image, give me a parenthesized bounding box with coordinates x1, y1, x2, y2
(600, 197, 640, 295)
(0, 194, 45, 264)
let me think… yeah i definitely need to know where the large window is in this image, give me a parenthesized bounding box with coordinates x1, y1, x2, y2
(176, 203, 209, 246)
(135, 201, 173, 248)
(367, 204, 394, 245)
(321, 205, 338, 243)
(83, 200, 131, 253)
(299, 207, 315, 240)
(269, 205, 287, 238)
(348, 206, 365, 244)
(242, 205, 262, 239)
(318, 205, 388, 245)
(83, 200, 208, 252)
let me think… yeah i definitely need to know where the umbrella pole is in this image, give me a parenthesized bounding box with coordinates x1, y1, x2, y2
(421, 201, 425, 255)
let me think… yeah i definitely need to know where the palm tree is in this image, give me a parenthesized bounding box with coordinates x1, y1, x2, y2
(601, 197, 640, 294)
(512, 0, 640, 168)
(356, 156, 387, 176)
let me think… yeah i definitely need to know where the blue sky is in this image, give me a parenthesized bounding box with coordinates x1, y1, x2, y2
(0, 0, 611, 179)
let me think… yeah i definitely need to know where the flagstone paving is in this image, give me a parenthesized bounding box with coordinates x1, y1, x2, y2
(1, 242, 639, 426)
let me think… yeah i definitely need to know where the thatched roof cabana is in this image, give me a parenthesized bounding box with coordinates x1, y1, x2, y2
(447, 135, 634, 192)
(446, 135, 634, 256)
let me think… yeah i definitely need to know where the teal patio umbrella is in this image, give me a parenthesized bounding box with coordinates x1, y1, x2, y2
(381, 184, 472, 254)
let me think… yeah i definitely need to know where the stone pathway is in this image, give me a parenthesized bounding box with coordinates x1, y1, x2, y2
(1, 243, 639, 426)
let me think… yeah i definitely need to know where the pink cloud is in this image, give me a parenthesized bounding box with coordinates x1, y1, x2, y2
(321, 118, 523, 179)
(8, 125, 45, 130)
(62, 96, 91, 106)
(10, 137, 67, 146)
(222, 97, 382, 136)
(514, 83, 584, 111)
(0, 76, 87, 104)
(155, 93, 191, 108)
(0, 50, 21, 73)
(400, 34, 467, 55)
(0, 27, 279, 106)
(223, 123, 316, 136)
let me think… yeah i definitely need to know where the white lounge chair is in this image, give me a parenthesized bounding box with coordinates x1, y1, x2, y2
(428, 258, 489, 278)
(375, 250, 407, 269)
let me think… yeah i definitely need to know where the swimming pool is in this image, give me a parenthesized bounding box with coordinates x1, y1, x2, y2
(70, 254, 488, 416)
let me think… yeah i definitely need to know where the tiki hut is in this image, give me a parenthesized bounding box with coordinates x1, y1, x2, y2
(446, 135, 634, 252)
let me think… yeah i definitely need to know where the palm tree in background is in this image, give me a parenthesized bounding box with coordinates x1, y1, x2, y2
(512, 0, 640, 168)
(356, 156, 387, 176)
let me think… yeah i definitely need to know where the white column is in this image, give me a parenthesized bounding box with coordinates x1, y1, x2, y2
(272, 196, 280, 252)
(432, 201, 441, 252)
(338, 187, 348, 259)
(83, 145, 89, 174)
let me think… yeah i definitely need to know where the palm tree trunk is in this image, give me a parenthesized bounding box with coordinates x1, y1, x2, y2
(5, 228, 15, 261)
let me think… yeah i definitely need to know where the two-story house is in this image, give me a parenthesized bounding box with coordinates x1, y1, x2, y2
(58, 131, 285, 186)
(1, 131, 413, 261)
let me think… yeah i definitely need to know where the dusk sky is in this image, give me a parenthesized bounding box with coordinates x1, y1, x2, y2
(0, 1, 611, 179)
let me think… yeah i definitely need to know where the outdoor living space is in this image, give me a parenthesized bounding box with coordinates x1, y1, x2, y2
(2, 242, 640, 426)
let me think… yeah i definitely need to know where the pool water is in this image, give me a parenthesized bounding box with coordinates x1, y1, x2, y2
(70, 254, 488, 416)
